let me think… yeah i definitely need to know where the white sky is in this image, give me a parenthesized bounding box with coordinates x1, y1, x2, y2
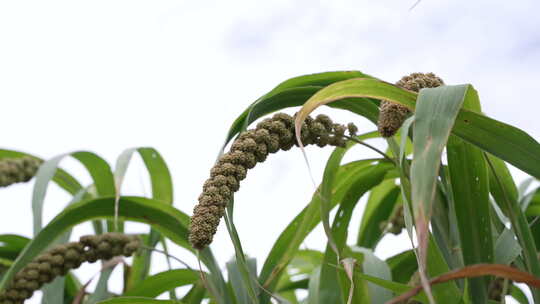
(1, 1, 539, 303)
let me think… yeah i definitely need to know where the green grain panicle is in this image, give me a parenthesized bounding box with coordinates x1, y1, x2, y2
(0, 233, 140, 304)
(377, 72, 444, 137)
(189, 112, 358, 250)
(0, 157, 42, 188)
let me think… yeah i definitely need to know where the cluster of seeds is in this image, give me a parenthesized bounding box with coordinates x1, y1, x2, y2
(488, 277, 513, 301)
(380, 204, 405, 235)
(0, 233, 140, 304)
(377, 72, 445, 137)
(189, 112, 358, 249)
(0, 157, 42, 188)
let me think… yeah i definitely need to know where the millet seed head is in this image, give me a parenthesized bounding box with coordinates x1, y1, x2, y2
(0, 233, 141, 303)
(189, 112, 361, 250)
(377, 72, 444, 137)
(0, 157, 43, 188)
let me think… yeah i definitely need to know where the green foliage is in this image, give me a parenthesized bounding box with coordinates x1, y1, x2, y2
(1, 70, 539, 304)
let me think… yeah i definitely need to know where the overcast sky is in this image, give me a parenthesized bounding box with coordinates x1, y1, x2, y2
(1, 1, 539, 303)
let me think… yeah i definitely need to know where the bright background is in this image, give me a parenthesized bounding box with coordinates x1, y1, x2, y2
(1, 0, 539, 303)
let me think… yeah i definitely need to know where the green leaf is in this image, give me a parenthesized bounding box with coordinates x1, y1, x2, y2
(224, 71, 375, 146)
(409, 85, 470, 302)
(424, 237, 462, 304)
(293, 78, 540, 179)
(485, 155, 540, 302)
(32, 151, 115, 235)
(386, 250, 417, 284)
(317, 163, 390, 303)
(349, 246, 393, 304)
(97, 297, 183, 304)
(181, 281, 207, 304)
(350, 267, 428, 303)
(287, 250, 324, 276)
(357, 180, 400, 249)
(124, 269, 200, 298)
(0, 235, 29, 261)
(494, 229, 521, 265)
(510, 285, 530, 304)
(226, 257, 258, 304)
(306, 267, 322, 304)
(258, 161, 393, 302)
(116, 147, 175, 289)
(446, 87, 492, 303)
(223, 203, 260, 304)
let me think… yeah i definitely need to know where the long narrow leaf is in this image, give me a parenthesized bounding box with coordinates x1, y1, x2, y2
(446, 88, 492, 303)
(293, 78, 540, 179)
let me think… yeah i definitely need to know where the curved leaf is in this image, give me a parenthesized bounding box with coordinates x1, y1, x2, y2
(0, 235, 29, 261)
(115, 147, 175, 290)
(32, 151, 115, 235)
(224, 71, 375, 146)
(293, 78, 540, 179)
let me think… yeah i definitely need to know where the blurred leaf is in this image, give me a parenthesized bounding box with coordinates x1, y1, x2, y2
(386, 250, 417, 284)
(494, 229, 521, 265)
(258, 160, 390, 297)
(124, 269, 200, 298)
(349, 247, 392, 304)
(97, 297, 182, 304)
(510, 285, 530, 304)
(181, 281, 207, 304)
(116, 148, 175, 289)
(226, 257, 258, 304)
(0, 234, 29, 261)
(487, 157, 540, 302)
(86, 258, 124, 304)
(223, 203, 260, 304)
(356, 180, 400, 249)
(306, 267, 322, 304)
(423, 236, 462, 304)
(287, 250, 324, 276)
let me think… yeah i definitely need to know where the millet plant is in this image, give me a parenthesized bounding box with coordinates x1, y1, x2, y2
(1, 70, 540, 304)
